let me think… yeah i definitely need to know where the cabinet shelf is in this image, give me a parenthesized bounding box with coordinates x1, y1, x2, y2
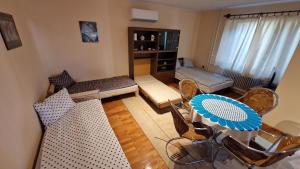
(133, 51, 157, 54)
(157, 69, 174, 73)
(134, 40, 156, 43)
(158, 63, 174, 67)
(133, 50, 177, 54)
(158, 58, 176, 61)
(158, 50, 178, 53)
(129, 27, 180, 83)
(134, 56, 153, 59)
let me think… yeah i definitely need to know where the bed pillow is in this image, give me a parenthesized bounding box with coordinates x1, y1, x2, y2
(34, 88, 75, 127)
(184, 58, 194, 68)
(48, 70, 75, 92)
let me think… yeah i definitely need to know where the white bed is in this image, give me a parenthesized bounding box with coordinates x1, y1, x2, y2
(135, 75, 182, 108)
(36, 99, 131, 169)
(175, 67, 233, 93)
(99, 85, 139, 99)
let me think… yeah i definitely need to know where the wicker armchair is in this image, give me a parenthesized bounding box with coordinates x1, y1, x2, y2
(179, 79, 204, 111)
(213, 134, 300, 169)
(238, 87, 279, 116)
(166, 100, 213, 165)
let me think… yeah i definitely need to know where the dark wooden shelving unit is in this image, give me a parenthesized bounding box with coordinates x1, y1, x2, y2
(158, 63, 174, 66)
(157, 58, 175, 61)
(133, 51, 157, 54)
(158, 50, 178, 53)
(128, 27, 180, 83)
(134, 40, 157, 42)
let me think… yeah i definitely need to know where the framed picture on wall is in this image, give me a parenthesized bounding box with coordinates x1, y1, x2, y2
(0, 12, 22, 50)
(79, 21, 99, 43)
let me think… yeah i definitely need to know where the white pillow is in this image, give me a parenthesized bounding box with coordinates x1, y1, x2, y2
(34, 88, 75, 127)
(184, 58, 194, 68)
(176, 59, 182, 69)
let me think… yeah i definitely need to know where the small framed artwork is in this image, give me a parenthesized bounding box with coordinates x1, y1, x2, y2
(0, 12, 22, 50)
(79, 21, 99, 43)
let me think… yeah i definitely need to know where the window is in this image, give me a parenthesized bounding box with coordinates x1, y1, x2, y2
(214, 15, 300, 84)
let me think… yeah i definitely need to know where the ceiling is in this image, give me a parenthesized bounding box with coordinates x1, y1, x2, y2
(133, 0, 300, 10)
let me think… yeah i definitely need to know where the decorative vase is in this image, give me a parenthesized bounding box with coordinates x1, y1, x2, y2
(151, 35, 155, 41)
(134, 33, 137, 41)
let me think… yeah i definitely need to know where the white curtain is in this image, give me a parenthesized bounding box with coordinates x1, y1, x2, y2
(215, 15, 300, 84)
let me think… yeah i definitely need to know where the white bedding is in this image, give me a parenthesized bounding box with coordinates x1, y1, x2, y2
(176, 67, 233, 93)
(100, 85, 139, 99)
(37, 99, 131, 169)
(135, 75, 182, 108)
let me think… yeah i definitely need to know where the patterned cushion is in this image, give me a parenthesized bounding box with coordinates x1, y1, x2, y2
(48, 70, 75, 92)
(34, 88, 76, 127)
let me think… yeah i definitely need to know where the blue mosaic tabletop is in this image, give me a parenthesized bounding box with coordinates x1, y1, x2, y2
(190, 94, 262, 131)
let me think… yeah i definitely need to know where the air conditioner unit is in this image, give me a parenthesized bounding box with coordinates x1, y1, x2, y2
(131, 8, 159, 22)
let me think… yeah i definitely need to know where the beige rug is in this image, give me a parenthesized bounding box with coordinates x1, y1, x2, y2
(122, 95, 214, 169)
(122, 95, 300, 169)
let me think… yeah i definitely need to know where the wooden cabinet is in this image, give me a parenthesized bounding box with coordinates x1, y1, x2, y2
(128, 27, 180, 83)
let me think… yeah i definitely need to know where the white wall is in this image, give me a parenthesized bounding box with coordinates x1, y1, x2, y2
(0, 0, 49, 168)
(26, 0, 200, 81)
(264, 44, 300, 132)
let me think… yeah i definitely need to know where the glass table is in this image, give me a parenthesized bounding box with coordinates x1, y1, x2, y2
(190, 94, 262, 130)
(190, 94, 262, 144)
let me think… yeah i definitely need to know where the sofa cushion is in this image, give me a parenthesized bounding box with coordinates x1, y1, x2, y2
(49, 70, 75, 92)
(67, 75, 136, 94)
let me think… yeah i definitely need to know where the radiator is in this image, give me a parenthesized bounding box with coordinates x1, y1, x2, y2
(206, 65, 268, 93)
(222, 70, 269, 92)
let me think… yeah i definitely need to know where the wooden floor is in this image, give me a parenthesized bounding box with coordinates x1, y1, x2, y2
(103, 99, 168, 169)
(101, 83, 243, 169)
(102, 83, 281, 169)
